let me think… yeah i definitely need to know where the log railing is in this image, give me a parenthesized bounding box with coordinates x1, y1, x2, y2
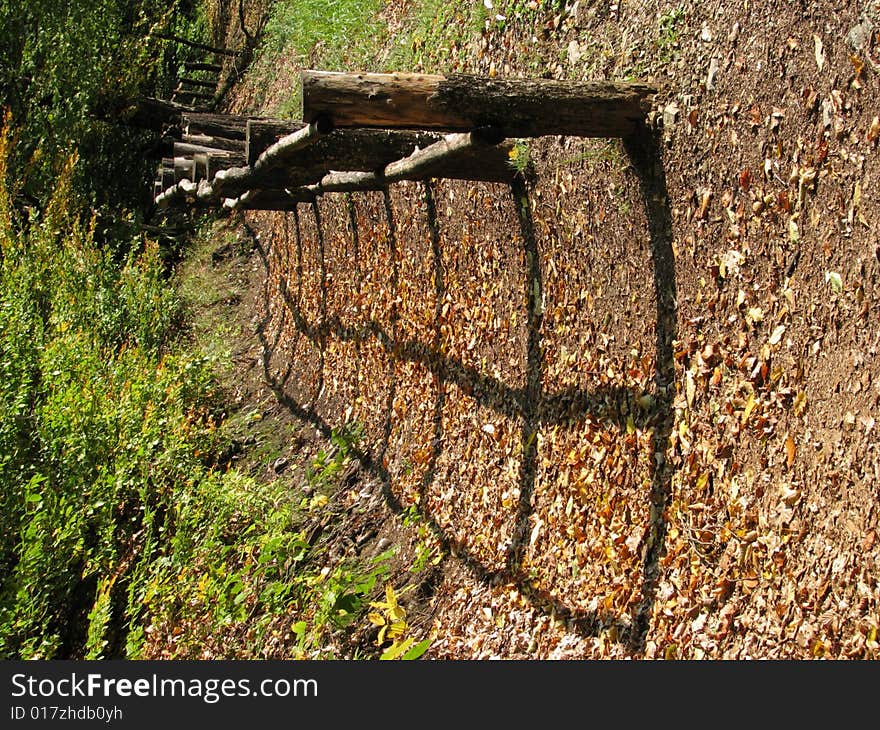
(151, 70, 657, 212)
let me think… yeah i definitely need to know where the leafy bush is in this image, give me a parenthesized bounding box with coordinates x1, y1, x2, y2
(0, 129, 222, 658)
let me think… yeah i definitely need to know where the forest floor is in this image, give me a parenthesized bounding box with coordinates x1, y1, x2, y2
(181, 0, 880, 659)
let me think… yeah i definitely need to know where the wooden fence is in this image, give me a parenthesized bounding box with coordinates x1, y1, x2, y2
(152, 71, 657, 212)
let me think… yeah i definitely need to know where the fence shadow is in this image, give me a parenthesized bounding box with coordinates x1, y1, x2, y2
(254, 124, 676, 654)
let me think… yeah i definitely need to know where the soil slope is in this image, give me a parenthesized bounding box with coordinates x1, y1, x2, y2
(209, 0, 880, 659)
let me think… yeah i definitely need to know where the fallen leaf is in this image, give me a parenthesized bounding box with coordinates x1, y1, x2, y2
(769, 325, 786, 345)
(825, 271, 843, 293)
(868, 116, 880, 144)
(784, 434, 796, 468)
(742, 393, 756, 425)
(814, 34, 825, 70)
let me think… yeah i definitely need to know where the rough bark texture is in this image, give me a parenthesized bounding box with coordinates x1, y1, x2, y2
(182, 133, 245, 152)
(251, 121, 328, 174)
(173, 141, 235, 157)
(383, 132, 513, 183)
(204, 151, 247, 180)
(246, 120, 441, 171)
(225, 187, 317, 211)
(182, 113, 249, 141)
(301, 70, 657, 137)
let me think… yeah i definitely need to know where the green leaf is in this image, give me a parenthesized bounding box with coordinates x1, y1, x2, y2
(401, 637, 432, 661)
(379, 636, 415, 660)
(825, 271, 843, 293)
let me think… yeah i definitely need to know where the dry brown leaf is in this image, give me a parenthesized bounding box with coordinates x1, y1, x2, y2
(784, 434, 796, 468)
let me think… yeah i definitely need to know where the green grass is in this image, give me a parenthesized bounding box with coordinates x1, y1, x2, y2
(245, 0, 495, 117)
(249, 0, 388, 116)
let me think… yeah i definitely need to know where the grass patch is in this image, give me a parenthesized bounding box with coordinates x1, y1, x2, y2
(249, 0, 389, 116)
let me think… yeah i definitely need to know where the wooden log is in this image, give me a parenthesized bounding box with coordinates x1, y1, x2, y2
(224, 188, 317, 211)
(246, 119, 441, 169)
(309, 134, 515, 193)
(174, 140, 239, 157)
(161, 167, 175, 189)
(154, 32, 239, 57)
(173, 156, 196, 182)
(180, 76, 217, 89)
(382, 129, 506, 182)
(182, 133, 244, 152)
(209, 166, 253, 199)
(182, 112, 249, 140)
(196, 180, 217, 203)
(156, 178, 202, 206)
(201, 120, 335, 198)
(204, 151, 247, 180)
(155, 182, 183, 208)
(117, 97, 194, 131)
(251, 119, 333, 175)
(184, 61, 223, 73)
(300, 70, 657, 138)
(313, 171, 384, 193)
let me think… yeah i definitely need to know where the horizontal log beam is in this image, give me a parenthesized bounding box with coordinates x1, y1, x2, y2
(312, 171, 382, 194)
(301, 70, 657, 138)
(174, 141, 233, 157)
(180, 76, 217, 89)
(184, 61, 223, 73)
(182, 112, 249, 140)
(307, 131, 515, 194)
(174, 87, 215, 102)
(154, 32, 239, 57)
(182, 133, 245, 152)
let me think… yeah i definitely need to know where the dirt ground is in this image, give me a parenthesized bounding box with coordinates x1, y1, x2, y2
(204, 0, 880, 659)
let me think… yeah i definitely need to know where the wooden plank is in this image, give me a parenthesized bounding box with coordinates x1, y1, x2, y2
(301, 70, 657, 138)
(174, 140, 242, 157)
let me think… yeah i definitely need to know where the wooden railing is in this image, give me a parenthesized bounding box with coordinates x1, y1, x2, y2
(152, 71, 657, 212)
